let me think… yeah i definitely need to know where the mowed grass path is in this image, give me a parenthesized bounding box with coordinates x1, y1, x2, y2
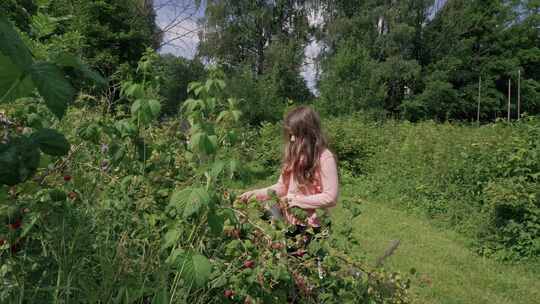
(333, 184, 540, 304)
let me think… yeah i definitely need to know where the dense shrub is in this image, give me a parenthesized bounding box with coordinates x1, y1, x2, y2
(356, 117, 540, 260)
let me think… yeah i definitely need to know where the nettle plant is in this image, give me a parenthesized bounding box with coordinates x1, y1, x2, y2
(0, 14, 103, 207)
(160, 70, 410, 303)
(0, 13, 104, 187)
(76, 48, 162, 175)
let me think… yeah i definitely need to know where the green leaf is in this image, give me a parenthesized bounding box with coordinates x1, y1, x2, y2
(0, 186, 8, 203)
(31, 128, 70, 156)
(114, 119, 137, 138)
(191, 132, 216, 155)
(132, 99, 161, 125)
(110, 142, 126, 164)
(162, 228, 180, 250)
(49, 189, 67, 202)
(194, 85, 205, 97)
(169, 187, 210, 219)
(147, 99, 161, 118)
(0, 54, 34, 102)
(0, 137, 40, 186)
(184, 188, 210, 218)
(210, 160, 225, 178)
(31, 12, 59, 38)
(207, 135, 218, 153)
(122, 82, 145, 99)
(29, 62, 75, 119)
(175, 251, 212, 288)
(151, 289, 169, 304)
(0, 13, 33, 69)
(54, 53, 107, 86)
(77, 123, 101, 143)
(208, 211, 224, 235)
(19, 215, 38, 239)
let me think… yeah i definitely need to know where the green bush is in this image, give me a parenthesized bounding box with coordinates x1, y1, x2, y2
(354, 117, 540, 260)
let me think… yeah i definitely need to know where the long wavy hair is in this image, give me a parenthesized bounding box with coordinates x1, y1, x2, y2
(282, 106, 328, 185)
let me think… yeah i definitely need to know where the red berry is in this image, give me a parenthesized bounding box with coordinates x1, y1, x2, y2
(0, 239, 5, 246)
(68, 192, 77, 200)
(223, 290, 234, 298)
(63, 175, 72, 182)
(292, 250, 306, 257)
(8, 218, 22, 230)
(243, 260, 255, 269)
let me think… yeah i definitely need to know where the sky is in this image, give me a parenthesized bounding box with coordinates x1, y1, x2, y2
(154, 0, 205, 59)
(154, 0, 448, 94)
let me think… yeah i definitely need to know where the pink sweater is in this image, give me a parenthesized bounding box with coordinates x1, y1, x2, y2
(252, 149, 339, 226)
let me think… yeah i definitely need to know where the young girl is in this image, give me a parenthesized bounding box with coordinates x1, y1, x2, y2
(239, 106, 339, 229)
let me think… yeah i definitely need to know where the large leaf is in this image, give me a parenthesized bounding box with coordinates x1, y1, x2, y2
(31, 128, 70, 156)
(29, 62, 75, 119)
(0, 137, 40, 186)
(131, 98, 161, 126)
(190, 132, 216, 155)
(0, 13, 33, 69)
(0, 54, 34, 102)
(121, 82, 145, 99)
(114, 119, 137, 138)
(184, 188, 210, 218)
(208, 211, 224, 235)
(210, 160, 226, 179)
(169, 187, 210, 219)
(54, 53, 107, 86)
(162, 228, 181, 251)
(77, 123, 101, 143)
(174, 251, 212, 288)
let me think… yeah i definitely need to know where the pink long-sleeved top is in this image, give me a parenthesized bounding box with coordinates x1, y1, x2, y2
(252, 149, 339, 227)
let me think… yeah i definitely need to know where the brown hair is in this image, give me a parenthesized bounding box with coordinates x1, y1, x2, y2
(282, 106, 328, 185)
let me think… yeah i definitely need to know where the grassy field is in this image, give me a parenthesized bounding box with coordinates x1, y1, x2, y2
(333, 183, 540, 304)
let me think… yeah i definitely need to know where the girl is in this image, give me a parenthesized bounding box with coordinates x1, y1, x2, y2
(239, 106, 339, 229)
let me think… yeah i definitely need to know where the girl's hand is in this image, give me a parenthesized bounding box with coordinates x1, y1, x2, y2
(285, 193, 297, 208)
(278, 197, 289, 211)
(239, 191, 255, 203)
